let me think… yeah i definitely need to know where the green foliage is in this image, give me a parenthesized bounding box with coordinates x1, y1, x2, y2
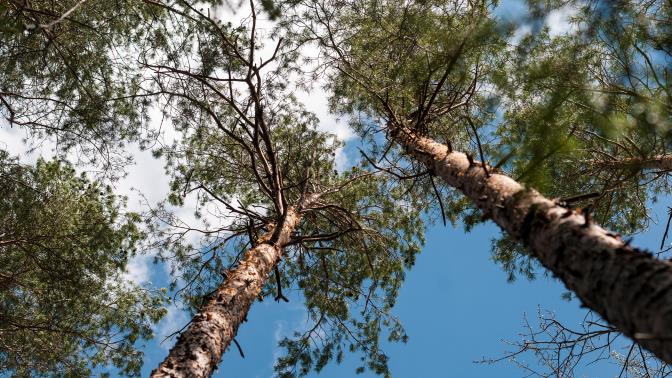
(285, 0, 671, 280)
(287, 0, 504, 140)
(282, 0, 511, 225)
(493, 0, 671, 237)
(261, 0, 282, 19)
(0, 151, 166, 376)
(490, 234, 537, 282)
(155, 104, 427, 376)
(273, 165, 425, 377)
(0, 0, 167, 168)
(135, 6, 429, 373)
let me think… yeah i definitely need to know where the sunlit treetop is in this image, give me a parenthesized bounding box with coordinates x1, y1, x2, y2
(490, 0, 670, 239)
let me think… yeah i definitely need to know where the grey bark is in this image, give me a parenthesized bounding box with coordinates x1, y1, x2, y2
(390, 124, 672, 363)
(151, 208, 302, 377)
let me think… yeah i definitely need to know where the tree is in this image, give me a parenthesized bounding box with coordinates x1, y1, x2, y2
(0, 150, 166, 376)
(486, 1, 672, 374)
(282, 0, 672, 364)
(136, 2, 425, 376)
(1, 0, 424, 375)
(0, 0, 167, 171)
(491, 0, 671, 237)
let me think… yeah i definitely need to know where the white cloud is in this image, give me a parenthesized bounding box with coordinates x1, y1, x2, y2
(269, 302, 326, 373)
(270, 319, 289, 373)
(155, 303, 191, 350)
(293, 43, 356, 171)
(273, 319, 288, 344)
(296, 85, 355, 172)
(510, 23, 533, 45)
(113, 144, 170, 210)
(334, 147, 351, 171)
(296, 85, 354, 142)
(0, 124, 56, 164)
(546, 4, 581, 37)
(123, 253, 154, 284)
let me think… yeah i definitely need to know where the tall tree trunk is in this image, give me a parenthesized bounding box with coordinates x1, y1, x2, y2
(389, 124, 672, 363)
(151, 207, 302, 377)
(597, 154, 672, 171)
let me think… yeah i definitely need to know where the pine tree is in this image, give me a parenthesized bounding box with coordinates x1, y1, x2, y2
(141, 3, 426, 376)
(0, 150, 166, 376)
(0, 0, 167, 170)
(282, 0, 672, 364)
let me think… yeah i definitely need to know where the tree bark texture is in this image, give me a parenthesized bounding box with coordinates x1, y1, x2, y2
(598, 154, 672, 171)
(151, 208, 301, 377)
(390, 124, 672, 363)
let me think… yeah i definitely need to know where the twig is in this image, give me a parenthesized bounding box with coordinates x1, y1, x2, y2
(430, 175, 446, 226)
(660, 207, 672, 250)
(466, 116, 489, 177)
(274, 266, 289, 302)
(232, 338, 245, 358)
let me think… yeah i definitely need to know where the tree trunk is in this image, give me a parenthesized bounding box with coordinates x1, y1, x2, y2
(597, 154, 672, 171)
(389, 124, 672, 363)
(151, 208, 302, 377)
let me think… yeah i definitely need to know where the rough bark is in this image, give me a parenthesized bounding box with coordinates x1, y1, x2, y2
(390, 124, 672, 363)
(597, 154, 672, 171)
(151, 208, 302, 377)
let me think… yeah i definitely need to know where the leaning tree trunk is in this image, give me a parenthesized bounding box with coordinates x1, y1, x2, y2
(151, 208, 302, 377)
(597, 154, 672, 171)
(389, 124, 672, 363)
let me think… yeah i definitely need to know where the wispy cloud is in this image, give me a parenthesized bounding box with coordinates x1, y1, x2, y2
(295, 71, 356, 172)
(123, 253, 154, 284)
(546, 4, 581, 37)
(510, 23, 533, 45)
(268, 300, 326, 376)
(0, 123, 56, 164)
(155, 303, 191, 350)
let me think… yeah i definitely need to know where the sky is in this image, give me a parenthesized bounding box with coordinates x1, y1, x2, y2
(1, 1, 666, 377)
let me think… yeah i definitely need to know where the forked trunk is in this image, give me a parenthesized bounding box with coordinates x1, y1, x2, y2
(390, 124, 672, 363)
(151, 208, 302, 377)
